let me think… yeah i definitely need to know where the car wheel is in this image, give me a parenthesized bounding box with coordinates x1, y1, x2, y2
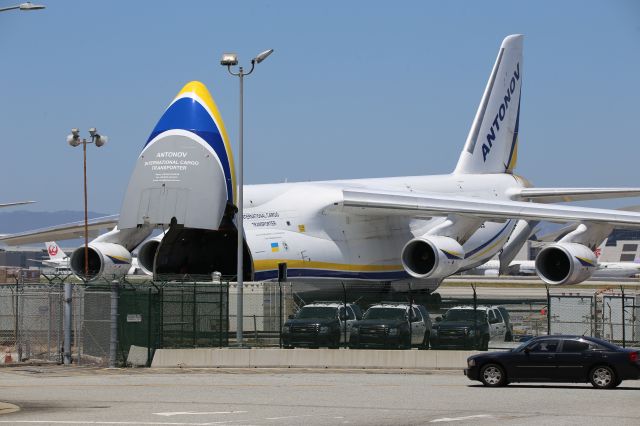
(479, 363, 507, 387)
(420, 331, 430, 350)
(590, 365, 617, 389)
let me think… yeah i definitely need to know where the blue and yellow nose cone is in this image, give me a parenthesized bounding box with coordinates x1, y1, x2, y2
(119, 81, 236, 231)
(145, 81, 236, 204)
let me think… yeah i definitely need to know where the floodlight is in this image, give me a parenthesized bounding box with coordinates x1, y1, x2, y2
(19, 2, 45, 10)
(94, 135, 107, 147)
(253, 49, 274, 64)
(67, 129, 81, 147)
(220, 53, 238, 66)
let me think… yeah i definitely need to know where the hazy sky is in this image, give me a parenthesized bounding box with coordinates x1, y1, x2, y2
(1, 0, 639, 214)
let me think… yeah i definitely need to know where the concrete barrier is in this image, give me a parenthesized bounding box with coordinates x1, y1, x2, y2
(151, 348, 480, 369)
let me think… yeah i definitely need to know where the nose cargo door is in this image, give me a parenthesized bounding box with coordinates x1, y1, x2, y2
(118, 81, 236, 231)
(120, 132, 228, 230)
(117, 81, 245, 278)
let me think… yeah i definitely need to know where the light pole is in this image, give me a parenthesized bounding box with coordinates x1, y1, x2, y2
(67, 128, 107, 278)
(221, 48, 273, 347)
(0, 2, 45, 12)
(63, 128, 106, 365)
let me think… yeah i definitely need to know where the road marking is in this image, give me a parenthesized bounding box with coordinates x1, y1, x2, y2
(430, 414, 494, 423)
(0, 403, 19, 416)
(0, 422, 240, 425)
(154, 412, 247, 417)
(264, 415, 316, 420)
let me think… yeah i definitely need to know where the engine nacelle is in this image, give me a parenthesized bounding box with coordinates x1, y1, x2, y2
(70, 242, 133, 281)
(137, 234, 164, 276)
(401, 235, 465, 279)
(535, 243, 597, 285)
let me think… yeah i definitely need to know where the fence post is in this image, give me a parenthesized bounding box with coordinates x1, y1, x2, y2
(408, 282, 413, 349)
(13, 277, 20, 362)
(192, 282, 197, 347)
(109, 280, 119, 368)
(63, 280, 72, 365)
(341, 281, 347, 348)
(277, 263, 287, 349)
(471, 284, 477, 348)
(620, 286, 626, 348)
(147, 286, 152, 366)
(278, 280, 283, 349)
(546, 285, 551, 335)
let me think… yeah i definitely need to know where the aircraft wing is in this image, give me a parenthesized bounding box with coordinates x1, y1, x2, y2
(0, 201, 35, 208)
(0, 214, 119, 246)
(342, 190, 640, 228)
(516, 188, 640, 203)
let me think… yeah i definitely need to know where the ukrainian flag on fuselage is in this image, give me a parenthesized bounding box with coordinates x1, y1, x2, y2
(144, 81, 236, 205)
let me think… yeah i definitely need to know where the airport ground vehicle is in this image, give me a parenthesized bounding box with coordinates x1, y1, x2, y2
(281, 302, 362, 348)
(465, 335, 640, 389)
(430, 306, 509, 350)
(349, 302, 432, 349)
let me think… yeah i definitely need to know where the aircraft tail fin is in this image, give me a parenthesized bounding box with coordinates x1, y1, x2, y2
(45, 241, 66, 260)
(454, 34, 523, 175)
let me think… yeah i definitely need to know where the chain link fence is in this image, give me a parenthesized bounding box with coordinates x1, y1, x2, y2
(2, 275, 639, 367)
(1, 275, 229, 366)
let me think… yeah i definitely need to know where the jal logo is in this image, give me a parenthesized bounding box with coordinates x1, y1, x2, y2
(48, 245, 58, 256)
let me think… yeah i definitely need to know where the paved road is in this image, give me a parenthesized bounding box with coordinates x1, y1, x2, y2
(1, 366, 639, 425)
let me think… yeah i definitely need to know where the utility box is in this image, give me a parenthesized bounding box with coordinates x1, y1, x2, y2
(228, 282, 295, 334)
(549, 295, 594, 336)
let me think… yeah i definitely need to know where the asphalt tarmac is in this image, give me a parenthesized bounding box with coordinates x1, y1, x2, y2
(1, 366, 639, 425)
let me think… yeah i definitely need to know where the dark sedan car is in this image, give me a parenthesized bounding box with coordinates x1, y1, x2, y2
(465, 335, 640, 389)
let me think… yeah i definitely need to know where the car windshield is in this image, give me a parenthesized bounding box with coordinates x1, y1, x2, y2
(364, 307, 407, 320)
(443, 309, 487, 322)
(512, 340, 532, 352)
(296, 307, 336, 320)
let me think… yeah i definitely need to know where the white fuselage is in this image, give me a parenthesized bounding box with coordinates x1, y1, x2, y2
(471, 259, 640, 278)
(242, 173, 524, 291)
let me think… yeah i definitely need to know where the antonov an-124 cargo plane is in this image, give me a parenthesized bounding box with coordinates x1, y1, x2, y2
(4, 35, 640, 295)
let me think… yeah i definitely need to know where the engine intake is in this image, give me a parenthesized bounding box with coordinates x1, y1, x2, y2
(401, 235, 465, 279)
(535, 243, 597, 285)
(70, 242, 132, 281)
(137, 234, 164, 276)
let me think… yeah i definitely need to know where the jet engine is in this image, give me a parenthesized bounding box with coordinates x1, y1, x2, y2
(401, 235, 465, 279)
(534, 243, 597, 285)
(70, 242, 133, 281)
(136, 234, 164, 276)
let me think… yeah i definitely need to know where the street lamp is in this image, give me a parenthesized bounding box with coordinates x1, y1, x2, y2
(67, 128, 107, 278)
(221, 48, 274, 347)
(0, 2, 45, 12)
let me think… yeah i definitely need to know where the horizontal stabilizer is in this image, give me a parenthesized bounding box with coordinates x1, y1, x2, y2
(517, 188, 640, 203)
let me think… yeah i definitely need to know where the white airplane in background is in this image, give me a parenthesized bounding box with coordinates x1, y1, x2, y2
(470, 258, 640, 278)
(5, 34, 640, 297)
(30, 241, 146, 276)
(0, 201, 34, 208)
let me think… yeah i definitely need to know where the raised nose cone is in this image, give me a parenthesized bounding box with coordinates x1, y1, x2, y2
(119, 82, 236, 231)
(146, 81, 236, 204)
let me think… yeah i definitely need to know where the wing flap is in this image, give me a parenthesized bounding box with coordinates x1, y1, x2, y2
(517, 188, 640, 203)
(342, 190, 640, 228)
(0, 214, 120, 246)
